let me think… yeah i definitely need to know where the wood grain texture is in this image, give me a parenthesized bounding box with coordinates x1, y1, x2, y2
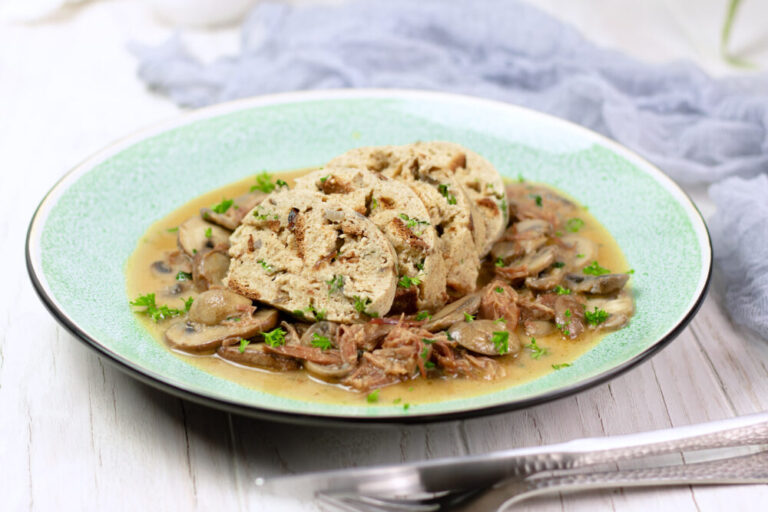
(2, 2, 767, 511)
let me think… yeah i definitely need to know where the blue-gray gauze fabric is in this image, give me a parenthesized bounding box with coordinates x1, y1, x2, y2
(130, 0, 768, 338)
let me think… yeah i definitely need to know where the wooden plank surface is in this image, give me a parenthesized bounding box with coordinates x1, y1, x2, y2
(1, 2, 767, 511)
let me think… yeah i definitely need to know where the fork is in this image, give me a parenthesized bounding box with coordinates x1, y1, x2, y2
(257, 412, 768, 511)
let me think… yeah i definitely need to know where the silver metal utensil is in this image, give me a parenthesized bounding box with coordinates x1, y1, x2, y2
(256, 412, 768, 511)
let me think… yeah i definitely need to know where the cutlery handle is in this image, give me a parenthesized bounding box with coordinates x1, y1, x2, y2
(559, 411, 768, 468)
(460, 450, 768, 511)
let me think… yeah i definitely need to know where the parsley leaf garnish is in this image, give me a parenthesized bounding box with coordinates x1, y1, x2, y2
(533, 195, 543, 207)
(251, 172, 275, 193)
(326, 274, 344, 295)
(130, 293, 186, 323)
(415, 311, 432, 321)
(398, 213, 430, 230)
(211, 198, 234, 214)
(420, 346, 430, 360)
(495, 258, 505, 267)
(398, 275, 422, 288)
(492, 331, 509, 354)
(239, 338, 250, 353)
(166, 227, 179, 233)
(263, 328, 286, 347)
(552, 363, 572, 370)
(566, 218, 584, 232)
(311, 333, 333, 350)
(554, 285, 571, 295)
(183, 297, 194, 312)
(525, 337, 549, 359)
(495, 286, 504, 294)
(463, 312, 474, 323)
(353, 296, 377, 317)
(319, 175, 330, 183)
(276, 179, 288, 189)
(176, 271, 192, 281)
(421, 338, 435, 344)
(583, 261, 610, 276)
(204, 227, 212, 238)
(626, 269, 635, 274)
(437, 184, 457, 205)
(585, 307, 610, 326)
(367, 389, 380, 403)
(370, 197, 378, 210)
(257, 259, 274, 273)
(553, 261, 566, 268)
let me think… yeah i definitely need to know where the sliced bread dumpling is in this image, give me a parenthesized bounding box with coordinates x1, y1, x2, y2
(405, 142, 507, 256)
(327, 146, 481, 296)
(294, 167, 448, 312)
(225, 190, 398, 323)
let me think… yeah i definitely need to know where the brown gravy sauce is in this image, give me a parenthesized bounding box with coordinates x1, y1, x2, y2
(126, 169, 630, 406)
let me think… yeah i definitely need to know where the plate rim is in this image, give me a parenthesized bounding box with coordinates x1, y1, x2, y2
(25, 88, 713, 425)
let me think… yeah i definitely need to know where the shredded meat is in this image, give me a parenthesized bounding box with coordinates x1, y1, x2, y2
(265, 345, 342, 365)
(479, 280, 520, 329)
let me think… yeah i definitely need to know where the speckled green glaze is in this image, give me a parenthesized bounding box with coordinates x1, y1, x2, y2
(30, 91, 710, 420)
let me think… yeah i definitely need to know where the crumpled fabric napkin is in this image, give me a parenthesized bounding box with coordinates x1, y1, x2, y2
(130, 0, 768, 338)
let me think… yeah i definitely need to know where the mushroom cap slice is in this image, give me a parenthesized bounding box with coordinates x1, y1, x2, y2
(217, 343, 300, 371)
(201, 191, 267, 231)
(165, 308, 279, 354)
(423, 292, 482, 332)
(178, 216, 230, 257)
(446, 320, 521, 356)
(192, 249, 231, 291)
(563, 273, 630, 295)
(304, 360, 354, 381)
(188, 289, 253, 326)
(559, 234, 597, 270)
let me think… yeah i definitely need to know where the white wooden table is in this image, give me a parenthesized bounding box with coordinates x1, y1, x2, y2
(2, 1, 767, 510)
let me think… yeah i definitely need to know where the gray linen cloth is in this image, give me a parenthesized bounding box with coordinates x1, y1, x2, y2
(131, 0, 768, 338)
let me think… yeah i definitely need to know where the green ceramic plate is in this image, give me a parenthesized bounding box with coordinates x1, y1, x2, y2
(26, 90, 711, 425)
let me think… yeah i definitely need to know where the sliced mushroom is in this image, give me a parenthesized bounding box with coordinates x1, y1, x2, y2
(559, 234, 597, 270)
(563, 273, 630, 295)
(304, 360, 354, 381)
(164, 308, 278, 354)
(490, 241, 522, 266)
(513, 219, 552, 254)
(586, 292, 634, 331)
(188, 289, 253, 325)
(201, 191, 267, 231)
(523, 319, 556, 337)
(496, 245, 557, 282)
(525, 266, 567, 291)
(178, 216, 230, 257)
(217, 343, 300, 371)
(424, 292, 482, 332)
(300, 321, 340, 347)
(446, 320, 521, 356)
(192, 249, 230, 291)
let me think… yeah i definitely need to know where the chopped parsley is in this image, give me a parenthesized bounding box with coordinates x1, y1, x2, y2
(566, 218, 585, 232)
(239, 338, 250, 353)
(183, 297, 194, 312)
(393, 398, 402, 404)
(533, 195, 543, 207)
(627, 269, 635, 274)
(226, 316, 241, 322)
(176, 271, 192, 281)
(398, 213, 430, 230)
(326, 274, 344, 295)
(437, 183, 457, 205)
(370, 197, 379, 210)
(211, 198, 234, 214)
(555, 231, 564, 237)
(445, 330, 454, 341)
(403, 403, 411, 410)
(311, 333, 333, 350)
(424, 361, 436, 369)
(251, 171, 276, 193)
(565, 309, 572, 319)
(275, 179, 288, 189)
(525, 337, 549, 359)
(415, 311, 432, 321)
(517, 173, 525, 183)
(204, 227, 212, 238)
(353, 296, 377, 317)
(491, 331, 509, 354)
(166, 227, 179, 233)
(494, 318, 507, 325)
(129, 293, 186, 323)
(585, 307, 610, 326)
(252, 206, 278, 221)
(576, 253, 585, 258)
(319, 175, 330, 183)
(306, 304, 327, 321)
(292, 309, 306, 318)
(583, 261, 610, 276)
(495, 258, 505, 267)
(554, 285, 571, 295)
(415, 259, 425, 271)
(495, 286, 504, 294)
(552, 363, 572, 370)
(463, 312, 475, 323)
(420, 346, 430, 360)
(398, 275, 422, 288)
(556, 323, 571, 336)
(366, 389, 380, 403)
(421, 338, 435, 344)
(553, 261, 566, 268)
(257, 259, 274, 273)
(263, 328, 286, 347)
